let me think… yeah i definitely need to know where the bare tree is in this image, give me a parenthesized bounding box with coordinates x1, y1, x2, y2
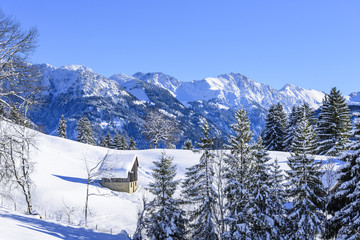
(83, 152, 111, 226)
(0, 120, 37, 214)
(0, 10, 41, 114)
(142, 110, 179, 149)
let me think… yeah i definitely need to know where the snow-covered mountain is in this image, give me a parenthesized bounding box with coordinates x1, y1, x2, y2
(132, 72, 181, 96)
(347, 91, 360, 106)
(28, 64, 357, 146)
(30, 65, 217, 148)
(176, 73, 325, 112)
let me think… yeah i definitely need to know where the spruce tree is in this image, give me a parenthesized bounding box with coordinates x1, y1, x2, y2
(129, 137, 137, 150)
(269, 158, 286, 239)
(316, 87, 352, 156)
(286, 114, 325, 239)
(284, 103, 316, 152)
(144, 152, 186, 240)
(120, 134, 128, 150)
(182, 121, 219, 240)
(112, 133, 122, 150)
(101, 132, 112, 148)
(58, 114, 67, 138)
(222, 107, 253, 240)
(263, 103, 287, 151)
(76, 117, 95, 145)
(326, 114, 360, 239)
(284, 106, 300, 151)
(247, 137, 283, 239)
(182, 138, 194, 150)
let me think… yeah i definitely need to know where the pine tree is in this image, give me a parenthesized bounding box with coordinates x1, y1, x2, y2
(285, 114, 325, 240)
(120, 135, 128, 150)
(247, 137, 284, 239)
(284, 106, 300, 152)
(222, 107, 253, 240)
(144, 152, 186, 240)
(284, 103, 316, 152)
(112, 133, 122, 150)
(268, 158, 287, 239)
(129, 137, 137, 150)
(58, 114, 67, 138)
(182, 139, 194, 150)
(326, 114, 360, 239)
(316, 87, 352, 156)
(263, 103, 287, 151)
(76, 117, 95, 145)
(182, 121, 219, 240)
(101, 132, 112, 148)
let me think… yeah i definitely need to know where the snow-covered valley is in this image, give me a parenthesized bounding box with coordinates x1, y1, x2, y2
(0, 123, 333, 239)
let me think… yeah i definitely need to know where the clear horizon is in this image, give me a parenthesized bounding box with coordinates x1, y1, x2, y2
(2, 0, 359, 95)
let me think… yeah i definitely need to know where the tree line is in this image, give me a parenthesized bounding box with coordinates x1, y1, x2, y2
(134, 93, 359, 240)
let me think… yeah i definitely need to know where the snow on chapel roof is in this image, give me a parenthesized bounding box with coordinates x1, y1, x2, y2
(98, 153, 138, 179)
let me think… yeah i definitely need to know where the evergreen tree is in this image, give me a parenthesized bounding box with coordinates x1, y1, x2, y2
(120, 135, 128, 150)
(263, 103, 287, 151)
(182, 121, 219, 240)
(269, 158, 287, 239)
(246, 137, 285, 239)
(316, 87, 352, 156)
(326, 114, 360, 239)
(182, 138, 194, 150)
(58, 114, 67, 138)
(284, 106, 300, 151)
(112, 133, 122, 150)
(101, 132, 112, 148)
(129, 137, 137, 150)
(222, 107, 253, 240)
(284, 103, 316, 152)
(144, 152, 186, 240)
(76, 117, 95, 145)
(285, 114, 325, 239)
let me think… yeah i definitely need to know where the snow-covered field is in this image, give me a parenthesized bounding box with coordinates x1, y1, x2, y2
(0, 128, 334, 239)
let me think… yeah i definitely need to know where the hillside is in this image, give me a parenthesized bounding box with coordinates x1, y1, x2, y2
(0, 123, 333, 238)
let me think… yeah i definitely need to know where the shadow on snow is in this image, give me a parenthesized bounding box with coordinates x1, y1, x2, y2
(0, 212, 129, 240)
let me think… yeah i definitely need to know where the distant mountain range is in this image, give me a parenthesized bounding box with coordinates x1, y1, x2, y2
(29, 64, 359, 148)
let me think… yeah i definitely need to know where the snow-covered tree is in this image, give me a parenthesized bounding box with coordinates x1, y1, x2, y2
(247, 137, 283, 239)
(144, 152, 186, 239)
(284, 103, 316, 152)
(120, 135, 128, 150)
(76, 117, 95, 145)
(0, 120, 37, 214)
(182, 138, 194, 150)
(129, 137, 137, 150)
(285, 114, 325, 239)
(316, 87, 352, 156)
(182, 121, 219, 240)
(284, 106, 300, 151)
(268, 158, 287, 239)
(58, 115, 67, 138)
(142, 110, 178, 149)
(101, 132, 112, 148)
(326, 113, 360, 239)
(263, 103, 287, 151)
(222, 107, 254, 240)
(0, 11, 41, 115)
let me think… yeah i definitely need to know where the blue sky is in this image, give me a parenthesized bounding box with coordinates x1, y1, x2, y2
(1, 0, 359, 94)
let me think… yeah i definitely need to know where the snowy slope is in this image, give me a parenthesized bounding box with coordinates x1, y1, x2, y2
(0, 207, 129, 240)
(1, 122, 334, 238)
